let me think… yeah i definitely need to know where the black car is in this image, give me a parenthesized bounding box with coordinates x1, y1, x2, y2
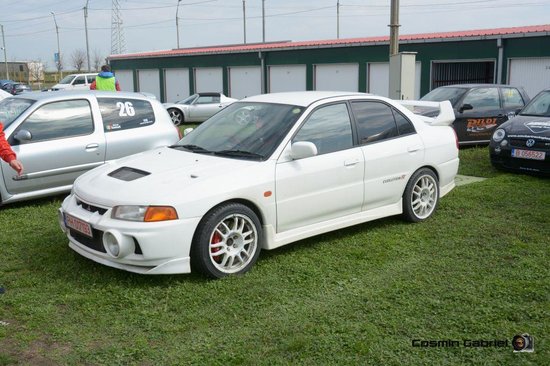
(421, 84, 530, 145)
(2, 82, 32, 95)
(489, 88, 550, 175)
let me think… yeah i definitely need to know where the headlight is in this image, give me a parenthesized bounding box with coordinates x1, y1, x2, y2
(492, 129, 506, 142)
(112, 205, 178, 222)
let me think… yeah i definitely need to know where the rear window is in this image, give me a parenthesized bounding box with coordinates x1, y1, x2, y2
(98, 98, 155, 132)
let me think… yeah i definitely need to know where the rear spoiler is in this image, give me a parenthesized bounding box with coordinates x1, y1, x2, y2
(397, 100, 455, 126)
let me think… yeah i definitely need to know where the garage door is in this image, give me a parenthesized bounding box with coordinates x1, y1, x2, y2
(164, 68, 189, 103)
(509, 58, 550, 98)
(367, 62, 422, 99)
(314, 63, 359, 92)
(268, 65, 306, 93)
(137, 69, 160, 100)
(114, 70, 134, 92)
(229, 66, 261, 99)
(194, 67, 223, 93)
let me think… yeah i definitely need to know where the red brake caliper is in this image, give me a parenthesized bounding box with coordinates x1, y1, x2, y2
(211, 231, 222, 263)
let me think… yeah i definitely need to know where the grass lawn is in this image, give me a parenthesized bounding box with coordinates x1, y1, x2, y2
(0, 147, 548, 365)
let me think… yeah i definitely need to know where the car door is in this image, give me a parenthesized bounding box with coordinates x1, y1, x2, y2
(276, 102, 365, 232)
(2, 98, 106, 196)
(350, 100, 424, 210)
(453, 87, 504, 143)
(188, 95, 222, 120)
(71, 75, 88, 90)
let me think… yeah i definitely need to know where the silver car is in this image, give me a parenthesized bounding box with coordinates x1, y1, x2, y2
(163, 92, 237, 125)
(0, 91, 180, 205)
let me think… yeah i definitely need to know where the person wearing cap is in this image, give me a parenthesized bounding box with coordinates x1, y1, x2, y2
(90, 64, 121, 91)
(0, 122, 23, 175)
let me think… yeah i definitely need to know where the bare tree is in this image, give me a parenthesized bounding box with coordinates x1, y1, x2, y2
(28, 60, 46, 89)
(92, 49, 105, 72)
(71, 49, 86, 71)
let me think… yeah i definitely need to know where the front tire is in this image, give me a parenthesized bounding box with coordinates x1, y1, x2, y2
(191, 203, 262, 278)
(168, 108, 184, 126)
(402, 168, 439, 222)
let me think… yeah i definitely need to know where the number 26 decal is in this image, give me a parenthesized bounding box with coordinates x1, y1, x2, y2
(117, 101, 135, 117)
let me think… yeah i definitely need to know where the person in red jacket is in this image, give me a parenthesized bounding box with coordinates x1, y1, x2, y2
(0, 122, 23, 175)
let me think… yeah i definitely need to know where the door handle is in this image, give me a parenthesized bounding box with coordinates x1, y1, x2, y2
(85, 143, 99, 151)
(407, 145, 422, 153)
(344, 159, 360, 167)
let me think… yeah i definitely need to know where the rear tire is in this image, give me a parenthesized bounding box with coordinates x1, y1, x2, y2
(402, 168, 439, 222)
(168, 108, 184, 126)
(191, 203, 262, 278)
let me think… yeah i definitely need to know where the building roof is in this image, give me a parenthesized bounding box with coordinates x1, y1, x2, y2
(109, 24, 550, 61)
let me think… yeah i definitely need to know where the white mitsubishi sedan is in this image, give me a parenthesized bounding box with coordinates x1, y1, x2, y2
(59, 91, 459, 278)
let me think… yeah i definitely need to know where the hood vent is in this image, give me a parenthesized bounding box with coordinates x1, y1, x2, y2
(108, 167, 151, 181)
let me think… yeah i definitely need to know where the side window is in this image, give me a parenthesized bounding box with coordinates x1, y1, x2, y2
(293, 103, 353, 155)
(98, 98, 155, 132)
(462, 88, 500, 110)
(15, 100, 93, 143)
(73, 76, 86, 85)
(86, 75, 96, 84)
(501, 88, 525, 109)
(196, 96, 216, 104)
(351, 101, 398, 144)
(393, 108, 416, 135)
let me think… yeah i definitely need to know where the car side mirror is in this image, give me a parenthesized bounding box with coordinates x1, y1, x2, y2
(290, 141, 318, 160)
(13, 129, 32, 142)
(183, 127, 194, 136)
(459, 104, 473, 113)
(514, 108, 522, 115)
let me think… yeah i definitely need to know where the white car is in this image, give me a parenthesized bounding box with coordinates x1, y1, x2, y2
(59, 91, 459, 278)
(50, 73, 98, 91)
(163, 92, 237, 125)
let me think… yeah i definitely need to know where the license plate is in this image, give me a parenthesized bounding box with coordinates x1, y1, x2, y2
(64, 213, 93, 238)
(511, 149, 546, 161)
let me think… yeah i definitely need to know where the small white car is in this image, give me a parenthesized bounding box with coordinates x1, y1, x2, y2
(50, 73, 98, 91)
(163, 92, 237, 125)
(59, 91, 459, 278)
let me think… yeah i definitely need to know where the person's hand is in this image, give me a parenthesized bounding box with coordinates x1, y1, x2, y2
(9, 159, 23, 176)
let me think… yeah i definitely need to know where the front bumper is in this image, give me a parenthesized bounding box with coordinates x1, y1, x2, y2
(489, 140, 550, 175)
(59, 194, 202, 274)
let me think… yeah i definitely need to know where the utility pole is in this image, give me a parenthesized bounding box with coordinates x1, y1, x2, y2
(242, 0, 246, 44)
(262, 0, 265, 43)
(0, 24, 8, 79)
(84, 0, 91, 71)
(389, 0, 400, 55)
(337, 0, 340, 39)
(51, 12, 62, 80)
(176, 0, 182, 48)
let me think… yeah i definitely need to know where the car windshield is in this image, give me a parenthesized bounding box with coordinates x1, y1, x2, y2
(58, 75, 75, 85)
(0, 98, 34, 128)
(421, 87, 468, 106)
(177, 94, 198, 105)
(520, 91, 550, 117)
(173, 102, 305, 160)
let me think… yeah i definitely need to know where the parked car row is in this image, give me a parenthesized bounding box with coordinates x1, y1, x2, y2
(1, 80, 32, 95)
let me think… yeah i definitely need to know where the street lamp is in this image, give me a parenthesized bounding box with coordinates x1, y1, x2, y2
(84, 0, 91, 72)
(51, 12, 62, 80)
(0, 24, 8, 79)
(176, 0, 182, 48)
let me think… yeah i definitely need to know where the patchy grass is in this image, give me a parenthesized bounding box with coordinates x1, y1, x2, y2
(0, 147, 548, 365)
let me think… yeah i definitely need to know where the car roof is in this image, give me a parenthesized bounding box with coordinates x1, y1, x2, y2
(436, 83, 521, 89)
(242, 91, 367, 106)
(8, 90, 157, 102)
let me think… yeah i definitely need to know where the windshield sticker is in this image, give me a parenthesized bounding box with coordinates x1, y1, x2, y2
(292, 108, 301, 114)
(467, 118, 497, 133)
(106, 123, 121, 130)
(139, 119, 154, 125)
(525, 121, 550, 134)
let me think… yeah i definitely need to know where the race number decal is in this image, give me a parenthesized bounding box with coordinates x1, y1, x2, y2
(116, 101, 136, 117)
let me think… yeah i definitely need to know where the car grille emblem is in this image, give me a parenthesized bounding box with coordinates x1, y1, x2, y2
(525, 139, 536, 147)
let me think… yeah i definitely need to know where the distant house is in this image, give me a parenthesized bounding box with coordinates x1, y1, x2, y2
(0, 61, 45, 84)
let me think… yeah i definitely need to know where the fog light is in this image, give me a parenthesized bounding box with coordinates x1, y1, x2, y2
(500, 139, 508, 147)
(494, 146, 501, 153)
(103, 230, 134, 258)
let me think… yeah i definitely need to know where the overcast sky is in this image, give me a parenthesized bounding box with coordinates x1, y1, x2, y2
(1, 0, 549, 70)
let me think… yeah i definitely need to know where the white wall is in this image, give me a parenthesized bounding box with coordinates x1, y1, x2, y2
(367, 62, 422, 99)
(165, 68, 189, 102)
(229, 66, 261, 99)
(114, 70, 134, 92)
(137, 69, 160, 99)
(314, 63, 359, 92)
(509, 57, 550, 97)
(194, 67, 223, 93)
(268, 65, 307, 93)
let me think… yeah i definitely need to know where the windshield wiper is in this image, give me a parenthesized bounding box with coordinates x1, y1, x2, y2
(170, 144, 212, 154)
(214, 149, 264, 160)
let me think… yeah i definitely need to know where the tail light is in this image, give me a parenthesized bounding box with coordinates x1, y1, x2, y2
(452, 128, 459, 150)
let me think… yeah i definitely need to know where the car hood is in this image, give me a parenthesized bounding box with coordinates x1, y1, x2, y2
(74, 147, 259, 206)
(503, 115, 550, 136)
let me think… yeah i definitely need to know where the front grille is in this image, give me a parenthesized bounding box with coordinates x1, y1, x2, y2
(69, 228, 106, 253)
(509, 138, 549, 149)
(76, 198, 108, 215)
